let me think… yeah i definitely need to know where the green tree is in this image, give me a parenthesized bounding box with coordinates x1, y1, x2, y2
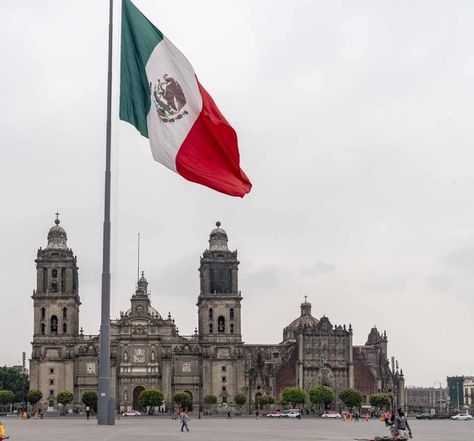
(257, 394, 275, 409)
(0, 390, 15, 411)
(204, 394, 217, 412)
(56, 390, 74, 415)
(0, 367, 29, 403)
(139, 389, 164, 415)
(173, 391, 192, 410)
(27, 389, 43, 410)
(369, 393, 391, 411)
(81, 391, 98, 413)
(234, 392, 247, 412)
(281, 387, 307, 407)
(339, 388, 363, 409)
(309, 385, 335, 411)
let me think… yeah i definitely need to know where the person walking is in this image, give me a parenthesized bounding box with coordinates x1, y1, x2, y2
(227, 410, 232, 419)
(393, 408, 412, 439)
(255, 410, 259, 419)
(85, 406, 90, 420)
(0, 420, 7, 441)
(180, 411, 190, 432)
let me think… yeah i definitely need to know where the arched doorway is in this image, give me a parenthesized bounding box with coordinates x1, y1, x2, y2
(184, 390, 193, 411)
(133, 386, 145, 411)
(255, 392, 262, 409)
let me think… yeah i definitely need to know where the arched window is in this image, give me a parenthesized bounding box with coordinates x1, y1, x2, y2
(230, 323, 234, 334)
(230, 308, 234, 320)
(63, 322, 67, 334)
(41, 323, 45, 335)
(41, 307, 46, 320)
(52, 269, 58, 278)
(63, 307, 67, 320)
(61, 268, 66, 292)
(209, 323, 213, 334)
(72, 269, 78, 293)
(209, 308, 213, 320)
(50, 315, 58, 335)
(43, 268, 48, 291)
(218, 316, 225, 333)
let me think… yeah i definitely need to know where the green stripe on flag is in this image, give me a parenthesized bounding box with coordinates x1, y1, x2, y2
(120, 0, 163, 138)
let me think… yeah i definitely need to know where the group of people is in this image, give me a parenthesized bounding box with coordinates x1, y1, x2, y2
(342, 410, 363, 421)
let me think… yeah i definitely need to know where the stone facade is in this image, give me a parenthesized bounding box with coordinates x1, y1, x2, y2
(30, 219, 404, 412)
(404, 386, 448, 413)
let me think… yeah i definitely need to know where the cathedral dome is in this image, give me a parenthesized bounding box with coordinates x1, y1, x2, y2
(285, 298, 319, 331)
(209, 221, 229, 251)
(46, 216, 68, 250)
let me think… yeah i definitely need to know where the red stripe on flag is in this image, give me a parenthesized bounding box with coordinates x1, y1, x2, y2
(176, 81, 252, 197)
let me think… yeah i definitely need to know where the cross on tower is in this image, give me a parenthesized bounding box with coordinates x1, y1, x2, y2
(304, 294, 308, 303)
(55, 212, 60, 225)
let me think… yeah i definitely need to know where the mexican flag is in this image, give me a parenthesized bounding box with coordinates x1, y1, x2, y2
(120, 0, 252, 197)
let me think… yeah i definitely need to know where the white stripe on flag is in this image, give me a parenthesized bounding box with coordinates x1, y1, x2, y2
(145, 37, 203, 171)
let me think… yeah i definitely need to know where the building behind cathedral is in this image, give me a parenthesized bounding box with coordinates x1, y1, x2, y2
(30, 218, 404, 412)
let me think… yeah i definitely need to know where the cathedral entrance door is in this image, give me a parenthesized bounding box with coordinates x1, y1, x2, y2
(184, 390, 193, 411)
(133, 386, 145, 411)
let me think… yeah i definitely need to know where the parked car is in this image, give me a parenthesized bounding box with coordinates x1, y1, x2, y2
(451, 413, 472, 420)
(433, 413, 452, 419)
(416, 413, 433, 420)
(266, 411, 283, 418)
(322, 411, 342, 419)
(281, 409, 301, 418)
(122, 410, 141, 416)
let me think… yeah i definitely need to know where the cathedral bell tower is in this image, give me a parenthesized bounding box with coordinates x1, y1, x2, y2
(197, 222, 242, 343)
(32, 215, 80, 339)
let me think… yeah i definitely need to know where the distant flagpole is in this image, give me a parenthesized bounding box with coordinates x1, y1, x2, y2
(98, 0, 115, 426)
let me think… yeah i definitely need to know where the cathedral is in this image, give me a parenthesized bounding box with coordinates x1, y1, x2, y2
(30, 218, 405, 412)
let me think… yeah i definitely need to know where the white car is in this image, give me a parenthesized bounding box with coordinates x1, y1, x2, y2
(322, 411, 342, 419)
(266, 411, 283, 418)
(451, 413, 472, 420)
(281, 409, 301, 418)
(123, 410, 141, 417)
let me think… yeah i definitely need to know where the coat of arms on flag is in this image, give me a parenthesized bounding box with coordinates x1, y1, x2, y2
(151, 74, 189, 123)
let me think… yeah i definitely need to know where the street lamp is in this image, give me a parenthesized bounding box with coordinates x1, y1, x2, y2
(246, 354, 254, 415)
(434, 382, 443, 414)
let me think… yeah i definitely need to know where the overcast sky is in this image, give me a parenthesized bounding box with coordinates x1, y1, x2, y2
(1, 0, 474, 387)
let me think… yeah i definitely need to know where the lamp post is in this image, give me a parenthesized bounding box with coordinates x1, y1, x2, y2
(246, 354, 254, 415)
(434, 382, 443, 414)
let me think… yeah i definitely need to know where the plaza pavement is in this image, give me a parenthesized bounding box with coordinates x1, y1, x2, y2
(1, 416, 472, 441)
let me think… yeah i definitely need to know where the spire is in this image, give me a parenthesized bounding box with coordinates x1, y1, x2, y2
(300, 295, 312, 316)
(134, 271, 148, 297)
(366, 326, 383, 345)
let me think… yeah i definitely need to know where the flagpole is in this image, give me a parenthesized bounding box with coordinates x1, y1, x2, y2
(98, 0, 115, 426)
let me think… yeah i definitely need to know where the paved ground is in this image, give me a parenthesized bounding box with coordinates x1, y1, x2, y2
(1, 416, 472, 441)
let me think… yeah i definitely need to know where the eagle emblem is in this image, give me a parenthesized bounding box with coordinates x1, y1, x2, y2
(151, 74, 188, 123)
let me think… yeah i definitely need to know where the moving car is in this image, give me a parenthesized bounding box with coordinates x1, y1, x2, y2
(122, 410, 141, 417)
(281, 409, 301, 418)
(266, 411, 283, 418)
(322, 411, 342, 419)
(416, 413, 433, 420)
(451, 413, 472, 420)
